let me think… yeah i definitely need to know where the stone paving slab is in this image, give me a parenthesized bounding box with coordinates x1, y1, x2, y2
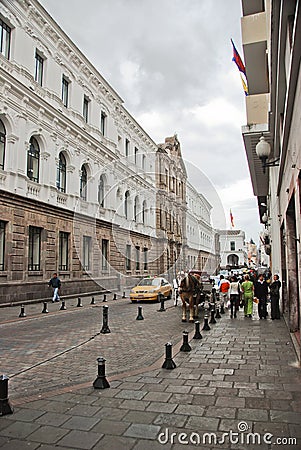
(0, 302, 301, 449)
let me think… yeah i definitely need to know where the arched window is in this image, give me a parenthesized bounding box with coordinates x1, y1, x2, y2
(142, 201, 147, 224)
(80, 165, 87, 200)
(56, 152, 66, 193)
(124, 191, 130, 219)
(27, 137, 40, 182)
(0, 119, 6, 170)
(98, 175, 105, 207)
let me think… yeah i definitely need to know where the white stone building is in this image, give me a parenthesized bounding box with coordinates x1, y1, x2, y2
(185, 181, 217, 274)
(217, 230, 248, 271)
(0, 0, 158, 302)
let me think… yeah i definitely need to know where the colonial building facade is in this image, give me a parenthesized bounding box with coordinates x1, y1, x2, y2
(156, 135, 187, 278)
(0, 0, 220, 304)
(240, 1, 300, 358)
(185, 181, 217, 274)
(217, 230, 248, 271)
(0, 0, 158, 302)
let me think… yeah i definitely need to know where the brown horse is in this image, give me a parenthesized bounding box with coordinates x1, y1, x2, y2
(179, 273, 202, 322)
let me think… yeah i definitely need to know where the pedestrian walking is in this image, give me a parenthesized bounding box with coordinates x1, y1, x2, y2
(241, 274, 254, 318)
(48, 273, 61, 302)
(254, 274, 269, 319)
(270, 274, 281, 320)
(229, 275, 241, 318)
(218, 275, 230, 310)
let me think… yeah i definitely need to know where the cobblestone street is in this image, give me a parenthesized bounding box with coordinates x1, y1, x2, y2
(0, 297, 301, 449)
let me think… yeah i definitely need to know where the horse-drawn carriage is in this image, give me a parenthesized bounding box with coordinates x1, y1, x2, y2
(178, 270, 218, 322)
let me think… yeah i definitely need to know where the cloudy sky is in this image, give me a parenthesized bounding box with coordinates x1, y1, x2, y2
(40, 0, 263, 242)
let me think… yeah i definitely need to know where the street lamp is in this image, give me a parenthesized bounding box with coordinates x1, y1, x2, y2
(255, 135, 280, 174)
(262, 212, 268, 223)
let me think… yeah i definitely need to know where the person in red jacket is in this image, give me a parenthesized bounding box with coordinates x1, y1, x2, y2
(218, 275, 230, 310)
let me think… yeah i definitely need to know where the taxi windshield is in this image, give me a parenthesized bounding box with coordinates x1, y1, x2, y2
(138, 278, 160, 287)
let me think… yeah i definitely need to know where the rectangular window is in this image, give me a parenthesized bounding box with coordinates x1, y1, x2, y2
(230, 241, 235, 251)
(126, 244, 131, 271)
(34, 51, 44, 86)
(0, 221, 5, 271)
(59, 232, 69, 271)
(28, 226, 41, 271)
(100, 111, 106, 135)
(83, 235, 91, 271)
(143, 248, 148, 271)
(102, 239, 109, 271)
(62, 76, 69, 107)
(134, 147, 138, 165)
(0, 19, 11, 59)
(135, 246, 140, 271)
(83, 95, 89, 123)
(125, 138, 130, 157)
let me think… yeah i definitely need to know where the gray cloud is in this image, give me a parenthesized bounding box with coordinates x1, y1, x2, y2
(40, 0, 262, 242)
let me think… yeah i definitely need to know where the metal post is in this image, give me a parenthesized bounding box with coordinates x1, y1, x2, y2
(162, 342, 176, 369)
(209, 309, 217, 324)
(220, 303, 225, 314)
(122, 291, 126, 298)
(100, 305, 111, 334)
(158, 293, 165, 312)
(136, 306, 144, 320)
(41, 302, 48, 313)
(77, 297, 83, 307)
(180, 330, 191, 352)
(113, 293, 117, 300)
(202, 311, 211, 331)
(90, 297, 95, 305)
(19, 304, 26, 318)
(193, 321, 203, 339)
(0, 375, 13, 415)
(60, 300, 67, 310)
(93, 357, 110, 389)
(103, 294, 107, 302)
(215, 306, 221, 319)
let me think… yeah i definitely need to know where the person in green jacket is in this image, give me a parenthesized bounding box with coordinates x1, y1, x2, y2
(241, 274, 254, 318)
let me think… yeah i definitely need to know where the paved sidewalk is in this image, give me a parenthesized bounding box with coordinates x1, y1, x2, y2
(0, 303, 301, 450)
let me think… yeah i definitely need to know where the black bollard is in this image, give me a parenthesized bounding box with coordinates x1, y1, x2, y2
(0, 375, 13, 416)
(41, 302, 48, 314)
(113, 293, 117, 300)
(93, 357, 110, 389)
(103, 294, 107, 302)
(90, 297, 95, 305)
(100, 305, 111, 334)
(158, 293, 165, 312)
(215, 307, 221, 319)
(19, 304, 26, 318)
(122, 291, 126, 298)
(60, 300, 67, 310)
(193, 321, 203, 339)
(180, 331, 191, 352)
(202, 312, 211, 331)
(162, 342, 176, 369)
(220, 303, 225, 314)
(209, 309, 217, 324)
(136, 306, 144, 320)
(77, 297, 83, 307)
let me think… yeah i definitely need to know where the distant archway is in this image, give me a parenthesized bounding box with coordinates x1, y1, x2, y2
(227, 254, 239, 266)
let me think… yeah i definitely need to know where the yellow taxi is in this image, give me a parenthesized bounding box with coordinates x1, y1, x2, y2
(130, 277, 173, 302)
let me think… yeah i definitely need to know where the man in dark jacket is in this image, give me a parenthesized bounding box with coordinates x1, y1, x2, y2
(254, 274, 269, 319)
(48, 273, 61, 302)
